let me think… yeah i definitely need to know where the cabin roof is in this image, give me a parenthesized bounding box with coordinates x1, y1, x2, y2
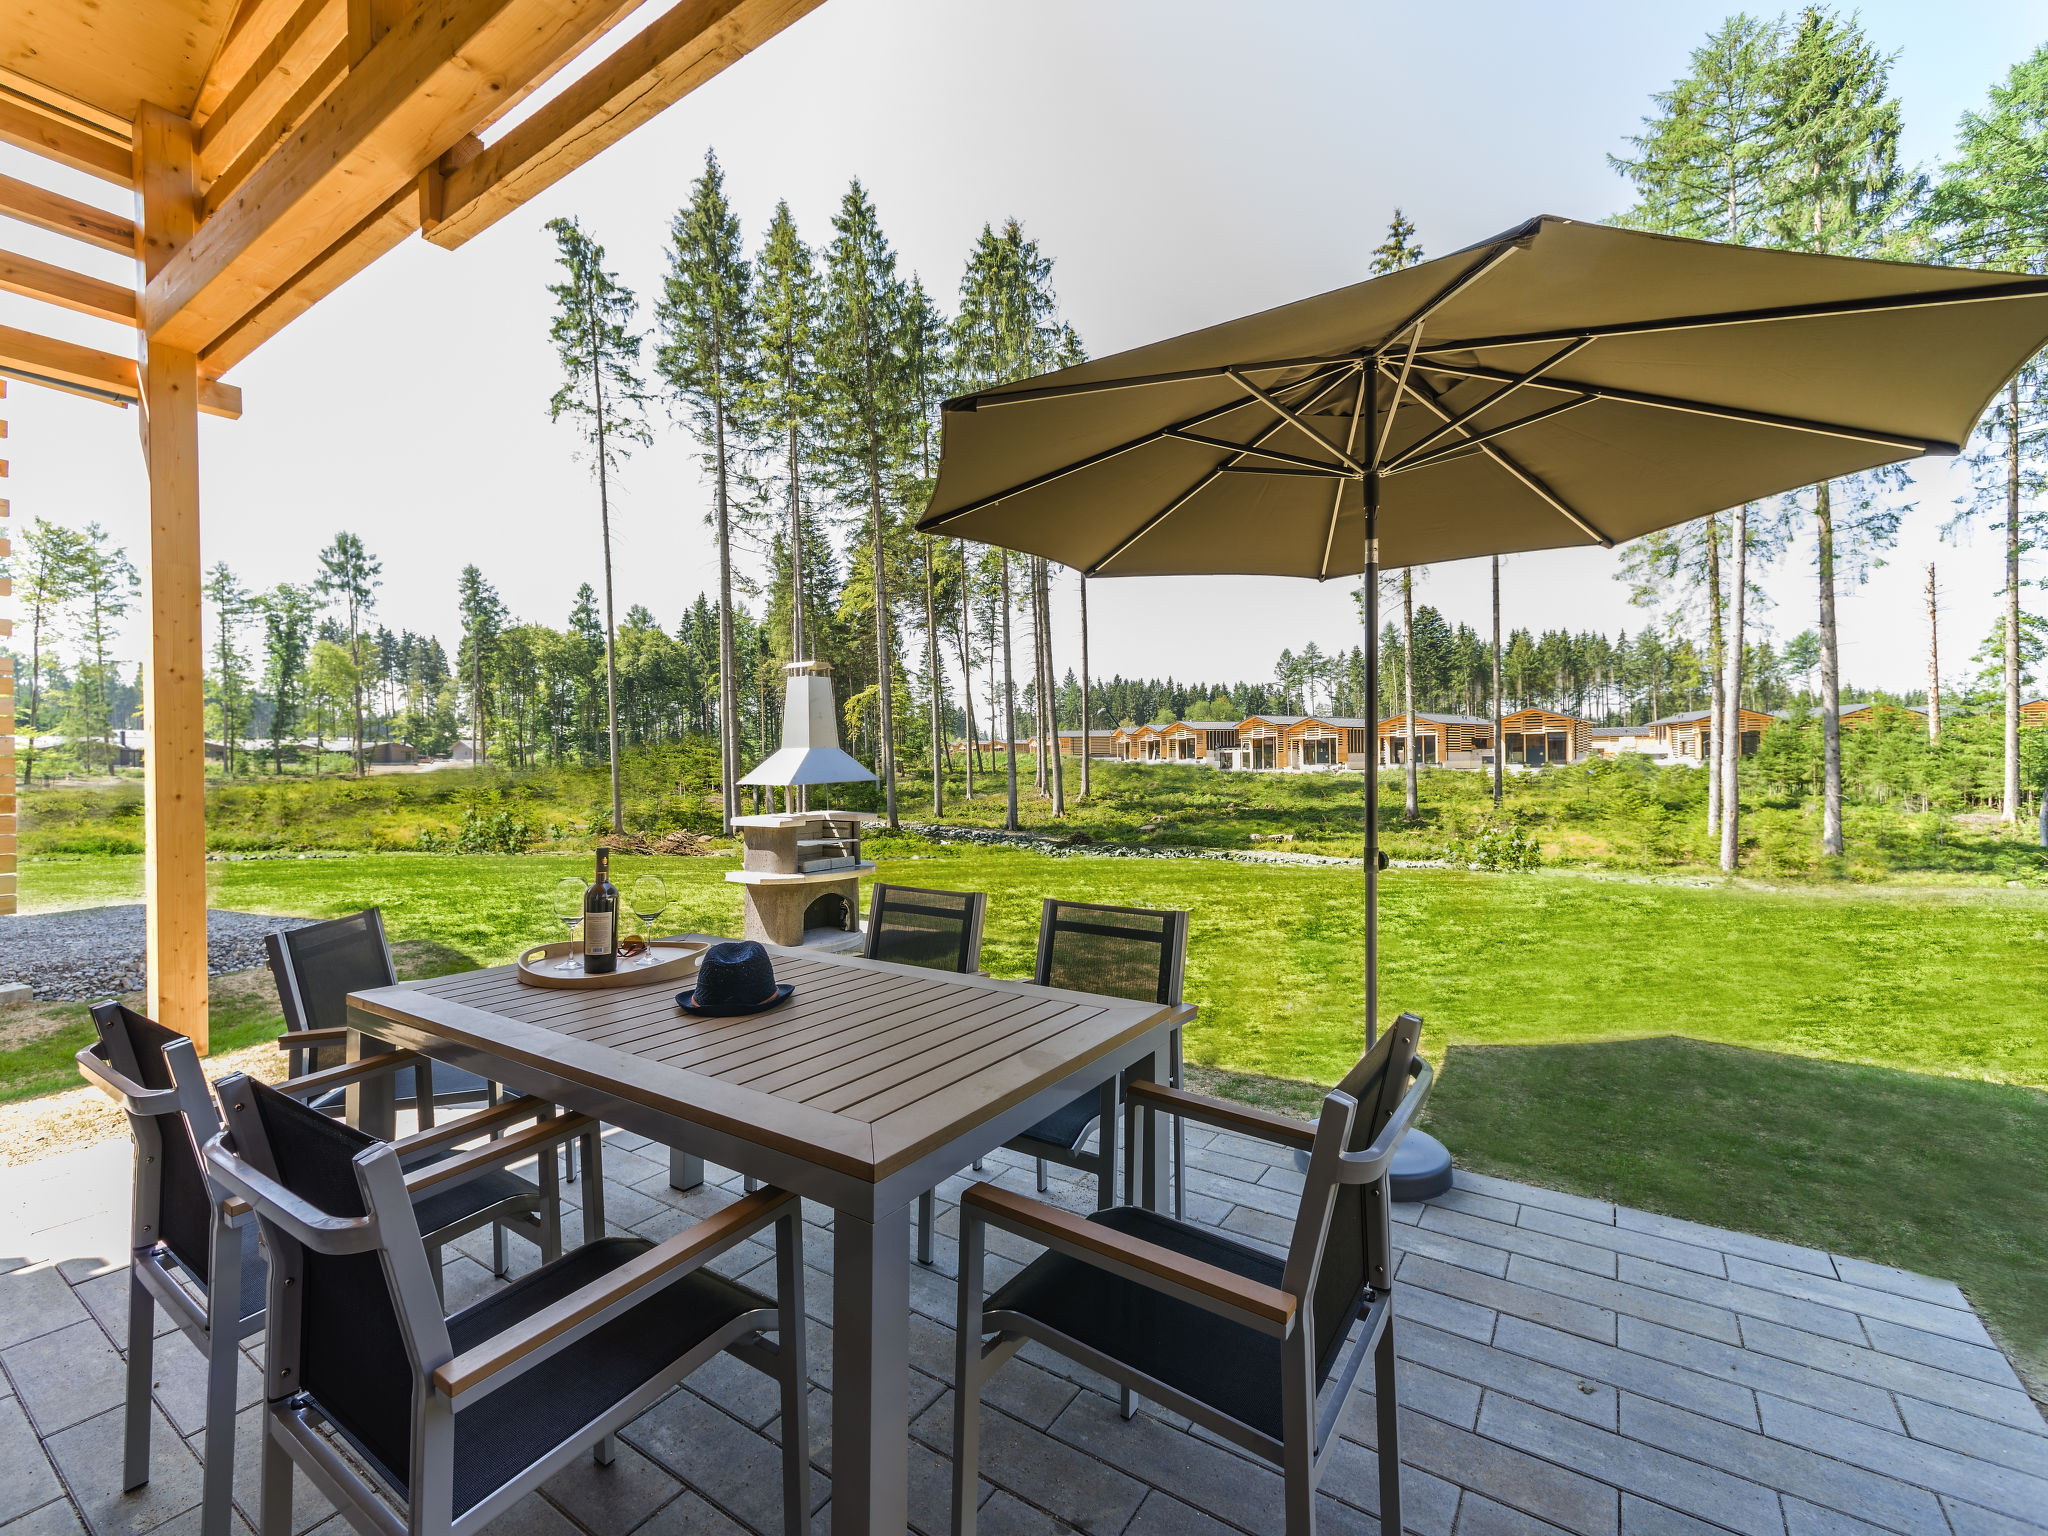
(1378, 712, 1491, 727)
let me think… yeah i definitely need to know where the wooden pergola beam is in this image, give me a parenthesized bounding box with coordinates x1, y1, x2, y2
(197, 0, 346, 182)
(425, 0, 825, 251)
(0, 172, 137, 255)
(0, 246, 139, 324)
(0, 97, 132, 185)
(0, 323, 243, 418)
(145, 0, 636, 353)
(196, 0, 318, 121)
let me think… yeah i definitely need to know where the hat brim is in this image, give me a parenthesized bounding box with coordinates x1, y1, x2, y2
(674, 982, 794, 1017)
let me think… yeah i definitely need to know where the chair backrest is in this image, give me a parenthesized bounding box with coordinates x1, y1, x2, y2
(1285, 1013, 1426, 1382)
(86, 1002, 223, 1284)
(864, 884, 987, 973)
(211, 1073, 443, 1496)
(268, 908, 396, 1056)
(1033, 900, 1186, 1006)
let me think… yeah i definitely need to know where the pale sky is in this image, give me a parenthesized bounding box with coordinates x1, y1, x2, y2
(2, 0, 2042, 698)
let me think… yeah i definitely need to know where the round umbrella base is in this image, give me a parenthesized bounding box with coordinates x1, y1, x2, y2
(1390, 1131, 1454, 1202)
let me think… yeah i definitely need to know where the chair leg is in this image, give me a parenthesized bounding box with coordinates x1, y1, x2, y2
(199, 1326, 240, 1536)
(917, 1190, 935, 1267)
(260, 1408, 294, 1536)
(428, 1241, 447, 1302)
(1119, 1385, 1138, 1421)
(122, 1265, 154, 1492)
(1281, 1322, 1319, 1536)
(563, 1133, 577, 1184)
(1035, 1156, 1047, 1193)
(592, 1434, 616, 1466)
(491, 1222, 508, 1279)
(774, 1209, 812, 1536)
(580, 1127, 606, 1240)
(952, 1206, 987, 1536)
(1375, 1309, 1401, 1536)
(972, 1157, 983, 1171)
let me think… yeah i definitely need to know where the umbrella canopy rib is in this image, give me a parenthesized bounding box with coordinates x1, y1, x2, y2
(1411, 275, 2048, 357)
(1409, 358, 1955, 453)
(1321, 365, 1373, 578)
(1384, 336, 1595, 470)
(950, 354, 1360, 411)
(1387, 362, 1614, 547)
(1166, 431, 1354, 473)
(1226, 367, 1368, 474)
(1372, 235, 1527, 351)
(1381, 395, 1598, 477)
(922, 361, 1355, 530)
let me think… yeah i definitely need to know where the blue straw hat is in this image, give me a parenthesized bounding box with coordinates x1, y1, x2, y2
(676, 941, 793, 1016)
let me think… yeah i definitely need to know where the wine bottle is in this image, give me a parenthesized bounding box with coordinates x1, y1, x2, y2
(583, 848, 618, 974)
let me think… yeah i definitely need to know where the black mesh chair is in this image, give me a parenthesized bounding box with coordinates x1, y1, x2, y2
(268, 908, 493, 1120)
(1004, 900, 1189, 1214)
(865, 884, 989, 1265)
(206, 1075, 810, 1536)
(77, 1005, 602, 1536)
(953, 1013, 1432, 1536)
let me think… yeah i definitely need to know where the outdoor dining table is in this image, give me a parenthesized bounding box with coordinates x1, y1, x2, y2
(343, 934, 1190, 1536)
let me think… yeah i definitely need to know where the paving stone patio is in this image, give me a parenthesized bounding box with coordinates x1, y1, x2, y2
(1, 1116, 2041, 1536)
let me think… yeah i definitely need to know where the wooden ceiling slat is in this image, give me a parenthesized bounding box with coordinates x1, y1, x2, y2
(0, 323, 241, 417)
(0, 173, 136, 256)
(202, 44, 348, 215)
(0, 247, 138, 325)
(197, 0, 310, 120)
(0, 98, 131, 185)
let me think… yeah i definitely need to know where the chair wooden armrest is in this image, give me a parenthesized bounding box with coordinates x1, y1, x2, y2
(402, 1113, 596, 1196)
(271, 1049, 425, 1101)
(1125, 1079, 1315, 1151)
(962, 1183, 1297, 1336)
(276, 1027, 350, 1053)
(431, 1186, 799, 1404)
(391, 1096, 550, 1159)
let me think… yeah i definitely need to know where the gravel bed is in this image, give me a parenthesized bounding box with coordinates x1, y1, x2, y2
(0, 905, 315, 1001)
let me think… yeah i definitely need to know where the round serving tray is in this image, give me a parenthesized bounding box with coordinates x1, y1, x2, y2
(515, 939, 706, 990)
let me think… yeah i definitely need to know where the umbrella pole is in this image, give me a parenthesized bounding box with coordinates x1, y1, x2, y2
(1363, 371, 1380, 1049)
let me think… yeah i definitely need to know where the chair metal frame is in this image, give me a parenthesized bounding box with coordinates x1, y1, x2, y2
(204, 1085, 811, 1536)
(864, 883, 990, 1266)
(77, 1009, 602, 1536)
(1009, 899, 1189, 1212)
(952, 1013, 1432, 1536)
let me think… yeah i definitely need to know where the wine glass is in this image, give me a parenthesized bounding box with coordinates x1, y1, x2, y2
(627, 873, 669, 946)
(550, 875, 589, 973)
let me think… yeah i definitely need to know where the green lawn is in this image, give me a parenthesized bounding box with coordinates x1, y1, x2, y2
(14, 846, 2047, 1393)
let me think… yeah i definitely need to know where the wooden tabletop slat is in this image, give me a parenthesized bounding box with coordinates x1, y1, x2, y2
(353, 937, 1179, 1184)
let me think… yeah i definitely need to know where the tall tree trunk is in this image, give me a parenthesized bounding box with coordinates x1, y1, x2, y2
(1000, 552, 1019, 831)
(2005, 378, 2021, 823)
(1044, 562, 1064, 817)
(1491, 555, 1503, 808)
(715, 407, 737, 835)
(1721, 502, 1746, 873)
(925, 537, 943, 819)
(1027, 558, 1046, 793)
(1927, 562, 1941, 746)
(1078, 573, 1092, 799)
(1817, 481, 1844, 856)
(1402, 569, 1418, 820)
(789, 425, 805, 661)
(953, 579, 977, 800)
(1705, 510, 1723, 837)
(594, 344, 624, 834)
(868, 457, 897, 828)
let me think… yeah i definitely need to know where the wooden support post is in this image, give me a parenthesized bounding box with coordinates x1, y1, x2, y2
(136, 105, 208, 1049)
(0, 385, 12, 916)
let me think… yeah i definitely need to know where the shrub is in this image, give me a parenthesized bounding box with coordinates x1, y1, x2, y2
(1454, 821, 1543, 872)
(416, 807, 537, 854)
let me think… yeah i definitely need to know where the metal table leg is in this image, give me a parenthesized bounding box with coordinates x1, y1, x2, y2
(344, 1028, 396, 1140)
(832, 1202, 910, 1536)
(669, 1147, 704, 1191)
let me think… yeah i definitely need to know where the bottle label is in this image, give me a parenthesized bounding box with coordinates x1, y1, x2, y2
(585, 913, 613, 955)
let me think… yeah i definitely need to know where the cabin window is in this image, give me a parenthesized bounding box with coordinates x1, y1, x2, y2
(1302, 736, 1335, 766)
(1252, 738, 1276, 769)
(1547, 731, 1569, 764)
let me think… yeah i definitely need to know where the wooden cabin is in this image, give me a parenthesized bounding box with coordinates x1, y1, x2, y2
(1499, 708, 1594, 767)
(1234, 715, 1294, 770)
(1588, 724, 1663, 759)
(1054, 729, 1118, 757)
(1649, 708, 1777, 762)
(1112, 724, 1165, 760)
(1155, 720, 1241, 764)
(1837, 702, 1926, 731)
(1263, 715, 1371, 769)
(2022, 699, 2048, 728)
(1375, 713, 1491, 768)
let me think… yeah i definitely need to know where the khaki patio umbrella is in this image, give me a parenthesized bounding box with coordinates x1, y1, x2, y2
(917, 214, 2048, 1049)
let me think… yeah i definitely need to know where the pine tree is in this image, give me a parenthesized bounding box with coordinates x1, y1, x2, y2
(261, 584, 318, 775)
(72, 524, 137, 777)
(817, 180, 911, 827)
(314, 532, 381, 775)
(748, 200, 822, 666)
(897, 274, 952, 818)
(658, 151, 754, 832)
(456, 565, 507, 765)
(547, 216, 650, 834)
(204, 562, 256, 778)
(17, 520, 86, 785)
(1929, 43, 2048, 826)
(1368, 208, 1425, 274)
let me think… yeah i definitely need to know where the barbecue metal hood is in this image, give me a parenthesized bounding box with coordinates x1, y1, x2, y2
(738, 661, 878, 788)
